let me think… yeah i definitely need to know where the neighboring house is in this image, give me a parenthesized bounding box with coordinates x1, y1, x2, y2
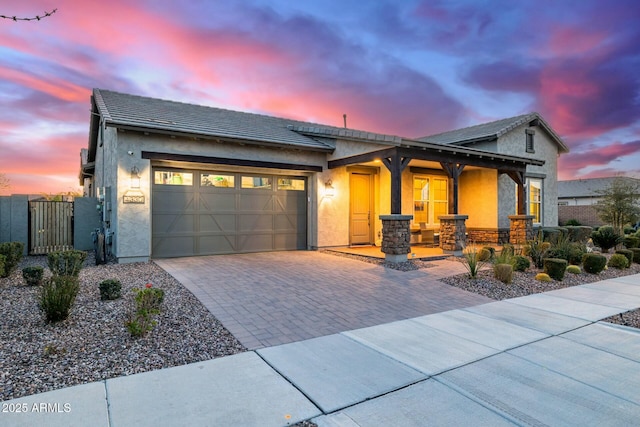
(80, 89, 568, 263)
(558, 177, 640, 226)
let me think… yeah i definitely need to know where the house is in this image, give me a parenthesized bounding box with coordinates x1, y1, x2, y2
(80, 89, 568, 263)
(558, 177, 640, 226)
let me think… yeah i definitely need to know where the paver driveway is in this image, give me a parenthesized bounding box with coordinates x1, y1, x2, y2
(155, 251, 492, 349)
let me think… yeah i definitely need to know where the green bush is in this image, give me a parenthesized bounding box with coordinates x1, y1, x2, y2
(493, 263, 513, 284)
(481, 246, 495, 260)
(535, 273, 552, 282)
(567, 243, 587, 265)
(615, 249, 633, 266)
(564, 219, 582, 226)
(0, 254, 5, 277)
(99, 279, 122, 300)
(542, 228, 562, 244)
(22, 266, 44, 286)
(566, 226, 593, 243)
(525, 231, 550, 268)
(631, 248, 640, 264)
(126, 285, 165, 338)
(477, 248, 492, 262)
(47, 250, 87, 277)
(544, 258, 568, 281)
(582, 253, 607, 274)
(566, 265, 582, 274)
(591, 226, 623, 253)
(624, 226, 635, 235)
(0, 241, 24, 277)
(512, 255, 530, 272)
(608, 253, 629, 269)
(39, 275, 80, 322)
(623, 236, 639, 249)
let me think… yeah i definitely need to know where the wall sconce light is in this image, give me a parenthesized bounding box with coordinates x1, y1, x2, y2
(324, 179, 335, 197)
(130, 166, 141, 189)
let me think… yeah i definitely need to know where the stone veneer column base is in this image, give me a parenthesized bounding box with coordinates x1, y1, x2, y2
(508, 215, 535, 245)
(380, 214, 413, 263)
(439, 215, 469, 256)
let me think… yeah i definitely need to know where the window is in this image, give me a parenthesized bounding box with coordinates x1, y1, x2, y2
(154, 171, 193, 186)
(528, 178, 542, 223)
(241, 176, 272, 189)
(277, 178, 305, 191)
(413, 177, 429, 224)
(413, 176, 448, 225)
(201, 173, 234, 188)
(526, 130, 535, 153)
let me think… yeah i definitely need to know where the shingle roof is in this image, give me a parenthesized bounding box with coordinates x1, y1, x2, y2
(419, 112, 569, 153)
(558, 177, 640, 198)
(93, 89, 341, 152)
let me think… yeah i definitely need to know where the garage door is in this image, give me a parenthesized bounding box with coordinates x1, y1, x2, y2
(152, 169, 307, 257)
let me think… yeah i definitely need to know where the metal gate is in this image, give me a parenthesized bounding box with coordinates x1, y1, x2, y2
(29, 201, 74, 254)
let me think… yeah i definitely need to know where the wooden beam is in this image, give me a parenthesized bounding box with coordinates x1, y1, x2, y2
(381, 152, 411, 214)
(440, 162, 465, 215)
(501, 169, 527, 215)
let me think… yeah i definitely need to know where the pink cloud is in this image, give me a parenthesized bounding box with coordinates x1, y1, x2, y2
(0, 66, 90, 102)
(558, 140, 640, 179)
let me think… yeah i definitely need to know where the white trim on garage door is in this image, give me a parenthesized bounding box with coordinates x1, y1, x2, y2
(152, 168, 307, 257)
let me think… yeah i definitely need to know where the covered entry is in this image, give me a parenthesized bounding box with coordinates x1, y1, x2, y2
(152, 168, 307, 257)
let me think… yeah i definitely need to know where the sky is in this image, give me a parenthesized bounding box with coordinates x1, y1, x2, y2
(1, 0, 639, 195)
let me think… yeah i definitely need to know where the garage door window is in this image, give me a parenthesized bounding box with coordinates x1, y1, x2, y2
(201, 173, 234, 188)
(278, 178, 305, 191)
(241, 176, 272, 189)
(154, 171, 193, 186)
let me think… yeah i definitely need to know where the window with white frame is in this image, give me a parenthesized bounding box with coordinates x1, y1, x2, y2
(528, 178, 542, 223)
(413, 177, 429, 225)
(413, 176, 448, 225)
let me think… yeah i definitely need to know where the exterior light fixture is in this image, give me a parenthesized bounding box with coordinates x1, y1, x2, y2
(130, 166, 141, 189)
(324, 179, 335, 197)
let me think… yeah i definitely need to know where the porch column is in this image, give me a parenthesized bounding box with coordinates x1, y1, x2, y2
(380, 214, 412, 263)
(509, 215, 535, 245)
(439, 214, 468, 255)
(440, 162, 465, 214)
(382, 153, 411, 214)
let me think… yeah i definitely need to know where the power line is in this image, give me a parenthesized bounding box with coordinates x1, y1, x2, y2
(1, 8, 57, 22)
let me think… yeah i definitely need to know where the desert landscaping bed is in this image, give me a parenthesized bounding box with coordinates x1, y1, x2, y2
(0, 255, 245, 402)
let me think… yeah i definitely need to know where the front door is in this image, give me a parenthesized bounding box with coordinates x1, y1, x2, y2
(350, 173, 373, 245)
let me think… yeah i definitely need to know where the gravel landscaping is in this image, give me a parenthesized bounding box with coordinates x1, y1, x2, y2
(0, 254, 245, 402)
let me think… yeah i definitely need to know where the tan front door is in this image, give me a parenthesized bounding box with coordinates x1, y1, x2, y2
(350, 173, 373, 245)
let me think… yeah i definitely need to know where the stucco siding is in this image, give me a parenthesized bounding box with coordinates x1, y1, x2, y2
(460, 169, 498, 228)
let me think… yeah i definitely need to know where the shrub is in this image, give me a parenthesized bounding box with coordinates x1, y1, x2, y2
(566, 226, 593, 243)
(582, 253, 607, 274)
(564, 219, 582, 226)
(631, 248, 640, 264)
(623, 236, 639, 249)
(615, 249, 634, 266)
(535, 273, 552, 282)
(126, 284, 165, 338)
(477, 248, 492, 262)
(525, 231, 550, 268)
(567, 243, 587, 265)
(47, 250, 87, 277)
(512, 255, 530, 272)
(546, 233, 573, 261)
(493, 263, 513, 284)
(22, 266, 44, 286)
(99, 279, 122, 300)
(0, 241, 24, 277)
(624, 226, 635, 235)
(0, 254, 5, 278)
(591, 226, 623, 253)
(542, 228, 562, 244)
(482, 246, 495, 260)
(566, 265, 582, 274)
(608, 253, 629, 269)
(460, 246, 487, 279)
(501, 244, 515, 257)
(39, 275, 80, 322)
(544, 258, 567, 281)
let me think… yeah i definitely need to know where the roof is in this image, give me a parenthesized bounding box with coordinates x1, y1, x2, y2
(92, 89, 344, 152)
(558, 177, 640, 199)
(419, 112, 569, 153)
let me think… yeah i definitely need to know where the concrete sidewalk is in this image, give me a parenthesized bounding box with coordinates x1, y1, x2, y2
(2, 274, 640, 426)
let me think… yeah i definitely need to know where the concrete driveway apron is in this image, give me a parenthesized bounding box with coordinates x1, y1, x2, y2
(155, 251, 492, 349)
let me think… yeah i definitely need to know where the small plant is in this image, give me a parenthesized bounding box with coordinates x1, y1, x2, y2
(493, 263, 513, 284)
(39, 275, 80, 323)
(623, 236, 639, 249)
(566, 265, 582, 274)
(477, 248, 492, 262)
(482, 246, 496, 260)
(47, 250, 87, 277)
(0, 241, 24, 277)
(494, 247, 514, 266)
(615, 249, 634, 266)
(460, 246, 487, 279)
(512, 255, 530, 272)
(582, 253, 607, 274)
(591, 226, 623, 253)
(543, 258, 567, 281)
(125, 283, 165, 338)
(99, 279, 122, 300)
(43, 343, 67, 356)
(608, 253, 629, 269)
(630, 248, 640, 264)
(22, 266, 44, 286)
(525, 231, 550, 268)
(0, 254, 6, 278)
(535, 273, 552, 282)
(567, 243, 586, 265)
(564, 219, 582, 226)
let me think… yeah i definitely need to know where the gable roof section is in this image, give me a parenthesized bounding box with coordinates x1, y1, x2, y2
(92, 89, 337, 152)
(419, 112, 569, 153)
(558, 177, 640, 198)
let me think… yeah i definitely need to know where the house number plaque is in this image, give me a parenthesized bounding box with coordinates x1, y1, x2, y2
(123, 194, 145, 204)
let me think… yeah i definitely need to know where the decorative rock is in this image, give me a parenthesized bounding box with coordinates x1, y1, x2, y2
(439, 215, 468, 254)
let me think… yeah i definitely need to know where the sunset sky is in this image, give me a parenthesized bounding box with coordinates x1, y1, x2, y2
(1, 0, 639, 195)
